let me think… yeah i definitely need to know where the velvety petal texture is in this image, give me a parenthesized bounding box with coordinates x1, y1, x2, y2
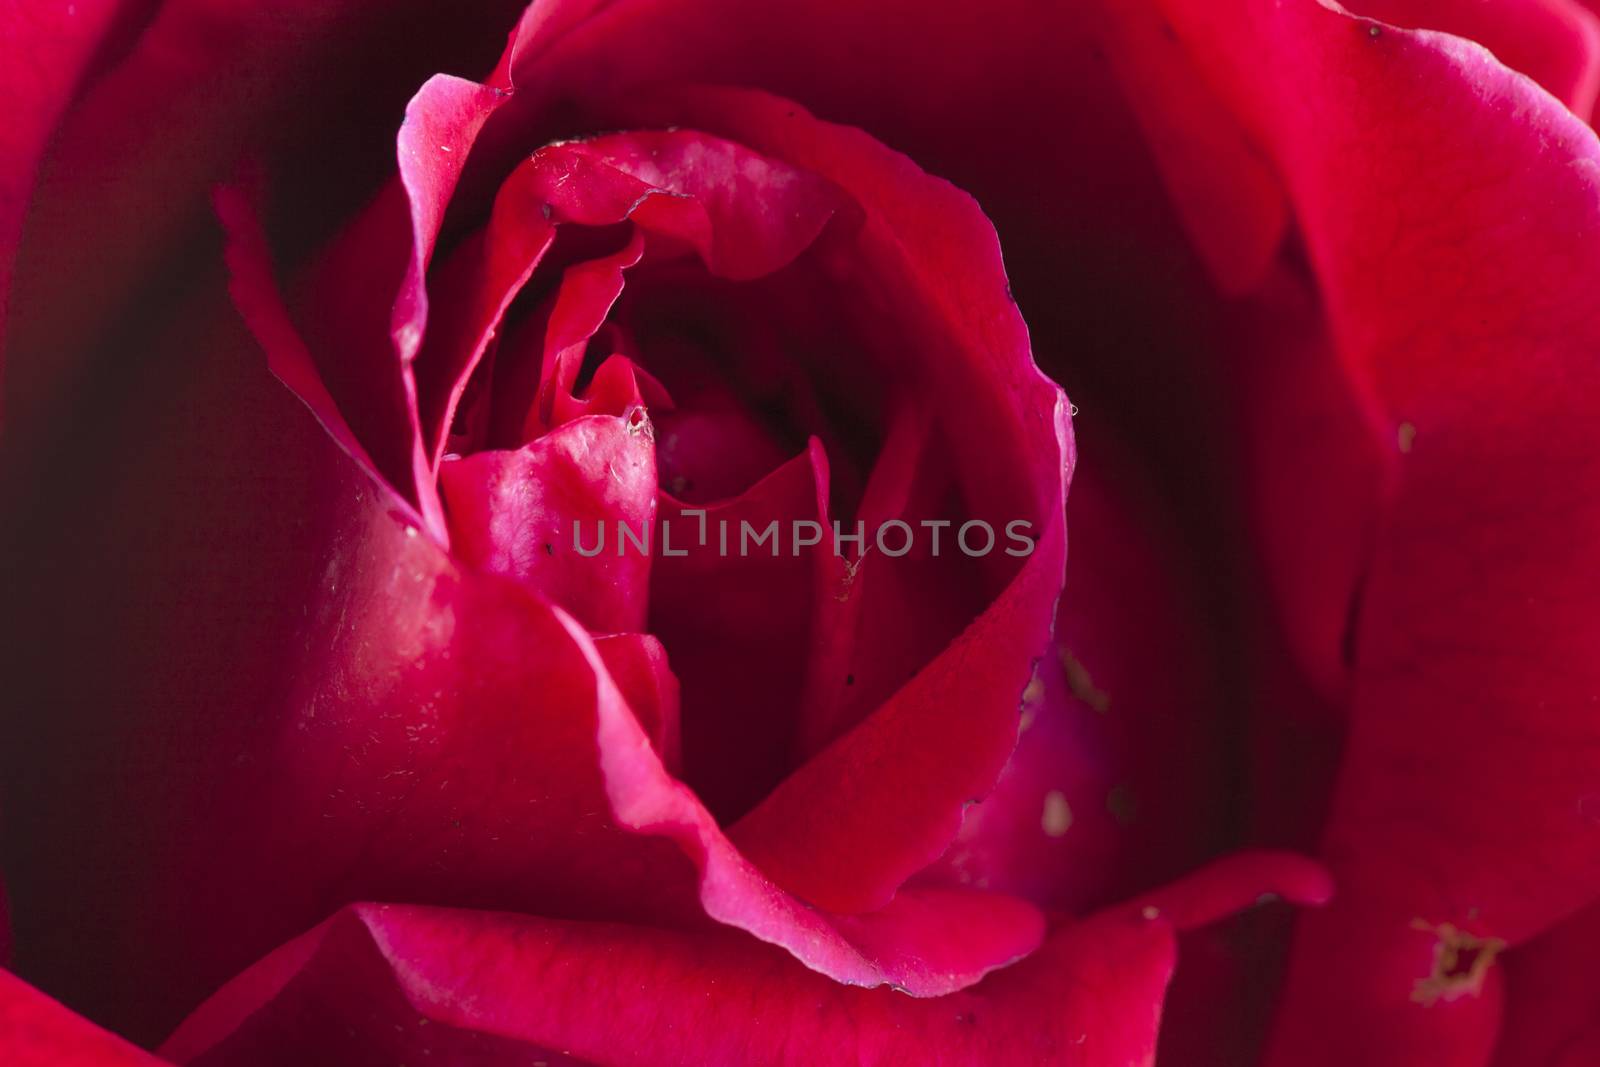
(2, 0, 1393, 1058)
(3, 0, 528, 447)
(925, 432, 1233, 912)
(147, 852, 1324, 1065)
(0, 972, 166, 1067)
(193, 50, 1074, 1033)
(1349, 0, 1600, 116)
(0, 0, 126, 404)
(1100, 1, 1600, 1063)
(1493, 897, 1600, 1066)
(158, 904, 1173, 1067)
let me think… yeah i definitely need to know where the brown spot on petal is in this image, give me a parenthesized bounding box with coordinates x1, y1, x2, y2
(1106, 784, 1138, 826)
(1409, 920, 1506, 1005)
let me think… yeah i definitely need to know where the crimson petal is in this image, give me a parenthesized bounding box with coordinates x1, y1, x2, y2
(0, 972, 167, 1067)
(1117, 1, 1600, 1062)
(439, 412, 657, 634)
(161, 903, 1167, 1067)
(0, 0, 125, 417)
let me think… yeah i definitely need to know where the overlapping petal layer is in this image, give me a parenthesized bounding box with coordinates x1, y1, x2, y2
(157, 903, 1171, 1067)
(1098, 2, 1600, 1063)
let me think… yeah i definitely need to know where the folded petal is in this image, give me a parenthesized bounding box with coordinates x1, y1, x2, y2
(1130, 1, 1600, 1062)
(1494, 897, 1600, 1067)
(924, 437, 1237, 911)
(1084, 1, 1289, 293)
(0, 277, 1032, 1042)
(161, 902, 1172, 1067)
(611, 86, 1073, 917)
(391, 75, 512, 364)
(6, 0, 525, 445)
(173, 424, 1044, 998)
(651, 444, 831, 821)
(593, 632, 683, 776)
(439, 412, 658, 633)
(1120, 851, 1333, 932)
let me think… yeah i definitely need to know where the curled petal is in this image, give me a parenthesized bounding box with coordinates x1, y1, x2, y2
(1495, 898, 1600, 1067)
(1349, 0, 1600, 117)
(924, 438, 1238, 911)
(1120, 851, 1333, 932)
(161, 902, 1170, 1067)
(1125, 0, 1600, 1062)
(391, 75, 513, 364)
(630, 87, 1072, 915)
(439, 412, 658, 634)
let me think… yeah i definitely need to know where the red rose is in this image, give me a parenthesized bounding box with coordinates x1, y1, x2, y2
(3, 1, 1595, 1065)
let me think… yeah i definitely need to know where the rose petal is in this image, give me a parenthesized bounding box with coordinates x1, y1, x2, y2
(1120, 851, 1333, 932)
(391, 75, 511, 364)
(0, 0, 125, 419)
(524, 230, 650, 439)
(408, 124, 841, 466)
(788, 403, 973, 761)
(1085, 1, 1289, 293)
(161, 902, 1168, 1067)
(595, 86, 1074, 917)
(1349, 0, 1600, 116)
(1131, 1, 1600, 1063)
(922, 435, 1236, 912)
(217, 181, 448, 538)
(0, 971, 167, 1066)
(0, 276, 1035, 1044)
(1494, 897, 1600, 1067)
(439, 413, 658, 634)
(593, 632, 682, 777)
(6, 0, 525, 445)
(213, 185, 397, 506)
(1227, 266, 1388, 707)
(407, 157, 559, 465)
(650, 442, 831, 821)
(162, 430, 1041, 999)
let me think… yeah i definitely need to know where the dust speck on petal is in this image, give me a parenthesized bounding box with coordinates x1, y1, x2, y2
(1021, 671, 1045, 706)
(1041, 790, 1073, 837)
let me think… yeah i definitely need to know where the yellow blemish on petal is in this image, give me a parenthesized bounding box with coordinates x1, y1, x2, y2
(1018, 703, 1038, 735)
(1410, 920, 1506, 1005)
(1022, 672, 1045, 706)
(1058, 646, 1110, 713)
(1398, 421, 1417, 453)
(1041, 790, 1073, 837)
